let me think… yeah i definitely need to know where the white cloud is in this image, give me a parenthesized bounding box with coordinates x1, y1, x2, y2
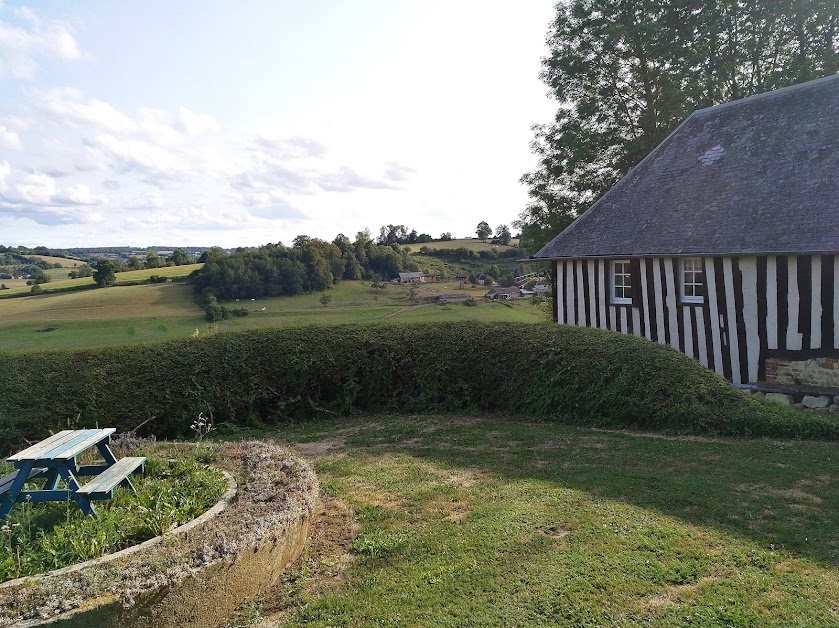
(0, 166, 108, 215)
(0, 124, 21, 150)
(37, 87, 137, 134)
(0, 7, 81, 79)
(229, 134, 402, 211)
(177, 107, 219, 137)
(53, 183, 107, 206)
(0, 161, 10, 191)
(86, 132, 193, 188)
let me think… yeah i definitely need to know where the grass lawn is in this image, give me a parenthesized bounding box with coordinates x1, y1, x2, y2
(251, 415, 839, 626)
(0, 280, 549, 351)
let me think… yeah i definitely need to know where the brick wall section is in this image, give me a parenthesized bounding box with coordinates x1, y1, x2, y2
(764, 358, 791, 382)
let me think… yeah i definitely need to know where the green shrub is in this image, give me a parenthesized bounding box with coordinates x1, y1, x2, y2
(0, 323, 835, 453)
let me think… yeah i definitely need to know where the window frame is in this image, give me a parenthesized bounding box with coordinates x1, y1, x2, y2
(680, 257, 705, 304)
(610, 259, 633, 305)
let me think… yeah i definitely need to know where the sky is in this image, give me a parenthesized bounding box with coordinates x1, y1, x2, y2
(0, 1, 558, 248)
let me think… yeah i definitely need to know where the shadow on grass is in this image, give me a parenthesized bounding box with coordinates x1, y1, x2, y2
(288, 415, 839, 567)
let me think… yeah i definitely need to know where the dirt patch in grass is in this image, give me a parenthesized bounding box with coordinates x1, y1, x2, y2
(541, 524, 572, 540)
(426, 496, 472, 522)
(255, 494, 358, 625)
(640, 577, 721, 609)
(294, 437, 346, 457)
(444, 468, 485, 489)
(347, 483, 407, 512)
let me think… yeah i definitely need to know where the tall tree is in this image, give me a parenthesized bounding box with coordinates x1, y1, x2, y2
(495, 224, 512, 246)
(93, 259, 116, 288)
(144, 251, 162, 269)
(517, 0, 839, 254)
(476, 221, 492, 241)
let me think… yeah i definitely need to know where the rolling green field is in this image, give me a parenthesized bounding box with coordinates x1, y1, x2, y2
(0, 263, 203, 298)
(25, 254, 86, 267)
(0, 279, 548, 352)
(409, 237, 520, 252)
(242, 414, 839, 626)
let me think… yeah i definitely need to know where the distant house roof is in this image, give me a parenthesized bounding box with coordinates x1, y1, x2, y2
(534, 74, 839, 260)
(398, 272, 436, 279)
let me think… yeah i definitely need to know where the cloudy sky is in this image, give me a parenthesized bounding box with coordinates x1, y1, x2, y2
(0, 1, 557, 248)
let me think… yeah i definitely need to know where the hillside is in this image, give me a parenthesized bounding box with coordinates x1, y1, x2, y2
(407, 237, 520, 252)
(0, 264, 202, 298)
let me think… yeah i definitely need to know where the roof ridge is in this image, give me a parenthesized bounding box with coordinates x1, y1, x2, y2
(690, 73, 839, 117)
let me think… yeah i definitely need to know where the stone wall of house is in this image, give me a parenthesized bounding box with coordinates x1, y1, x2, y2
(765, 357, 839, 387)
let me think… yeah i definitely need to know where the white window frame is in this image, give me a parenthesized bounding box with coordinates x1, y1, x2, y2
(611, 259, 632, 304)
(680, 257, 705, 304)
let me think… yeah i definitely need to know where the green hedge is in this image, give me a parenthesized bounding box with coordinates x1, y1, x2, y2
(1, 322, 835, 453)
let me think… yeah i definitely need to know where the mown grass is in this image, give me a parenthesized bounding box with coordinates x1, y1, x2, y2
(0, 447, 227, 582)
(265, 415, 839, 626)
(0, 280, 548, 352)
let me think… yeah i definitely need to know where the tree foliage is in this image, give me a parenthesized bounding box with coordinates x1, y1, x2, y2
(518, 0, 839, 253)
(476, 221, 492, 241)
(68, 265, 94, 279)
(93, 259, 116, 288)
(144, 251, 162, 269)
(192, 233, 422, 301)
(167, 248, 192, 266)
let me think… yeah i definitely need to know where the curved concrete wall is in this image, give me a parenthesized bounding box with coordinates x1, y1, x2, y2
(40, 514, 309, 628)
(2, 442, 318, 628)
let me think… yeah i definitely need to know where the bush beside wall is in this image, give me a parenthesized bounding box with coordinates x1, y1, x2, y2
(1, 322, 836, 453)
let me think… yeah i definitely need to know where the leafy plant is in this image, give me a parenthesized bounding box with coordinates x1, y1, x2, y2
(0, 453, 226, 582)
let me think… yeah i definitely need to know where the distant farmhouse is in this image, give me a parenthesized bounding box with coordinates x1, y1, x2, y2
(533, 75, 839, 388)
(397, 272, 437, 284)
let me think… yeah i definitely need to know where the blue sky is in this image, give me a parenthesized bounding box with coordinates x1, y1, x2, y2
(0, 1, 556, 247)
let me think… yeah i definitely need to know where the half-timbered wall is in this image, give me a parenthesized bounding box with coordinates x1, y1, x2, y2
(552, 256, 839, 384)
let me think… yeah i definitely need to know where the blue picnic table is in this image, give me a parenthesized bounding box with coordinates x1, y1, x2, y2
(0, 428, 145, 520)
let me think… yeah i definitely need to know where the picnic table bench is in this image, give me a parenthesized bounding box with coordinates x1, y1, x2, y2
(1, 428, 145, 520)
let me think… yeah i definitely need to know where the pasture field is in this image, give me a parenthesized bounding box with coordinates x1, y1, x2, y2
(0, 264, 202, 298)
(246, 414, 839, 626)
(0, 279, 548, 352)
(113, 264, 203, 283)
(0, 283, 203, 351)
(23, 254, 86, 267)
(409, 237, 520, 252)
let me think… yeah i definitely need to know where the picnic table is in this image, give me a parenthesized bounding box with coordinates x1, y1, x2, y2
(0, 428, 145, 520)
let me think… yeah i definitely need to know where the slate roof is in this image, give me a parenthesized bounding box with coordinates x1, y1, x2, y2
(535, 74, 839, 259)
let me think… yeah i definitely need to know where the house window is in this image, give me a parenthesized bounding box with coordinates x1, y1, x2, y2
(681, 257, 705, 303)
(611, 260, 632, 304)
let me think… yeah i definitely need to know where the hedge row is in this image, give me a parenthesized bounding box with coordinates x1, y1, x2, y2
(1, 322, 836, 453)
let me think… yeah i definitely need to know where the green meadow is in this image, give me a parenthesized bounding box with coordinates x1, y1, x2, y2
(0, 279, 548, 352)
(251, 414, 839, 627)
